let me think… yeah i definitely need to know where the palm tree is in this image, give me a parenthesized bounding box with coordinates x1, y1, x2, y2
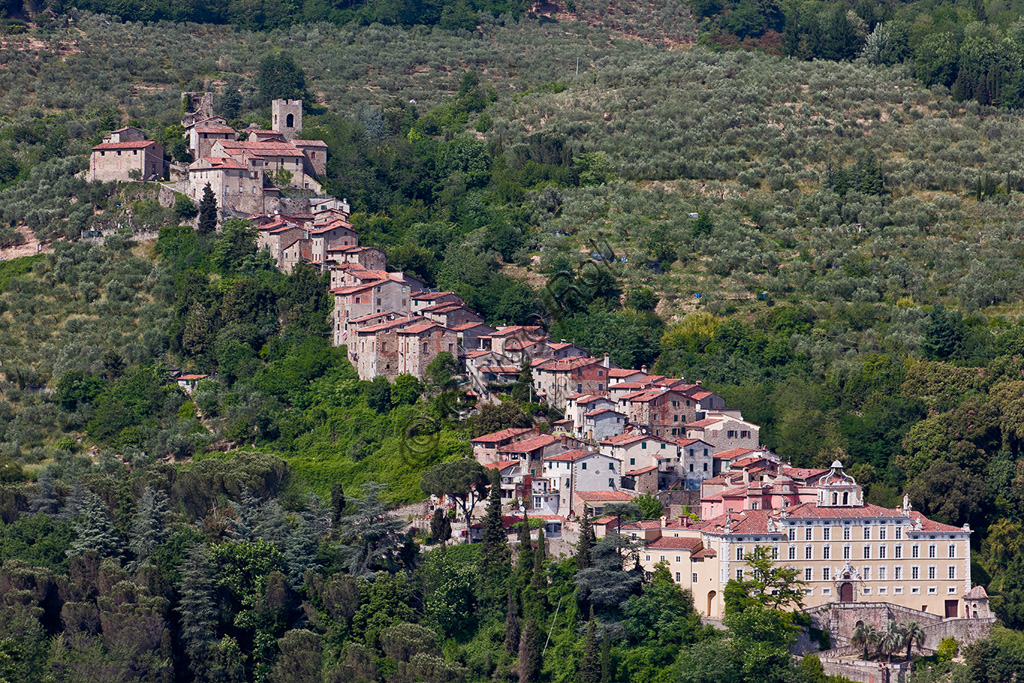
(876, 620, 904, 663)
(899, 620, 926, 661)
(851, 622, 878, 660)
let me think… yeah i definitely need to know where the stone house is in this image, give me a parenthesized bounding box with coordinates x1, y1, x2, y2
(326, 246, 386, 271)
(309, 221, 358, 265)
(532, 356, 617, 410)
(353, 316, 415, 379)
(582, 408, 628, 443)
(393, 322, 458, 381)
(676, 437, 716, 488)
(186, 117, 235, 160)
(496, 433, 569, 477)
(420, 302, 484, 329)
(471, 427, 536, 465)
(684, 413, 760, 454)
(543, 449, 624, 517)
(331, 278, 411, 332)
(89, 127, 164, 182)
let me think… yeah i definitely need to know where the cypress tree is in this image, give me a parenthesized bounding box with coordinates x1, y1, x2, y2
(430, 507, 452, 546)
(517, 510, 533, 580)
(129, 486, 170, 565)
(576, 508, 596, 569)
(504, 590, 521, 657)
(530, 527, 547, 598)
(517, 618, 542, 683)
(197, 183, 217, 234)
(480, 470, 510, 580)
(330, 482, 345, 527)
(600, 626, 611, 683)
(579, 611, 601, 683)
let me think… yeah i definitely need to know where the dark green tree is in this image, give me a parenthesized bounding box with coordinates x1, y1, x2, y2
(420, 459, 490, 542)
(197, 183, 217, 235)
(480, 469, 510, 596)
(580, 611, 601, 683)
(330, 483, 345, 527)
(518, 618, 542, 683)
(177, 545, 219, 676)
(504, 591, 521, 657)
(576, 507, 596, 570)
(67, 485, 123, 561)
(429, 507, 452, 545)
(129, 486, 170, 566)
(256, 52, 308, 105)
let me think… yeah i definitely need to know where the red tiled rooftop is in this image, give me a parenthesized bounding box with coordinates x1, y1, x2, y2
(498, 434, 560, 453)
(472, 427, 534, 444)
(544, 449, 602, 462)
(576, 490, 635, 502)
(93, 140, 157, 150)
(648, 536, 703, 551)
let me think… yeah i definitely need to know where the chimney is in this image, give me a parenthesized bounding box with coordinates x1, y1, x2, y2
(695, 379, 702, 386)
(641, 365, 648, 373)
(603, 353, 611, 368)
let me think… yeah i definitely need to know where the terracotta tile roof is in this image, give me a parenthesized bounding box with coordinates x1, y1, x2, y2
(625, 466, 659, 476)
(620, 520, 662, 530)
(909, 511, 964, 532)
(484, 461, 520, 471)
(609, 368, 645, 378)
(544, 449, 602, 462)
(697, 509, 777, 534)
(423, 302, 470, 313)
(93, 140, 157, 151)
(356, 317, 416, 334)
(195, 124, 237, 134)
(964, 586, 988, 599)
(648, 536, 703, 551)
(489, 325, 545, 338)
(397, 322, 443, 335)
(478, 365, 521, 374)
(463, 349, 492, 358)
(691, 547, 717, 559)
(601, 432, 672, 447)
(472, 427, 535, 444)
(218, 140, 305, 157)
(413, 291, 456, 301)
(781, 467, 830, 480)
(293, 139, 328, 147)
(453, 322, 492, 332)
(592, 515, 619, 525)
(577, 490, 635, 502)
(178, 374, 208, 380)
(676, 438, 710, 447)
(684, 417, 722, 428)
(586, 408, 622, 418)
(714, 448, 758, 461)
(690, 390, 715, 400)
(498, 434, 560, 453)
(330, 283, 380, 295)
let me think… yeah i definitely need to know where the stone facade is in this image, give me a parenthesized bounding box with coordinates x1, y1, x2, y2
(88, 127, 164, 182)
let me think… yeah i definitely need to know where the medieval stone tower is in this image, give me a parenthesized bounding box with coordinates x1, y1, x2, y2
(271, 99, 302, 141)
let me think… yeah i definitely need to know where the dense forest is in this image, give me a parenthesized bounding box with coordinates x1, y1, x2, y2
(1, 0, 1024, 680)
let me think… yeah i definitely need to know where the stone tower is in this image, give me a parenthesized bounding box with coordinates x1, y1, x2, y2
(271, 99, 302, 141)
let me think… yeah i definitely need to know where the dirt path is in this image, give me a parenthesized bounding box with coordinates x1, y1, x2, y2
(0, 226, 52, 260)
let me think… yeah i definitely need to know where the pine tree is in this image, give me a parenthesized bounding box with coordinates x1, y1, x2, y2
(576, 508, 596, 570)
(579, 611, 601, 683)
(284, 512, 321, 588)
(517, 618, 542, 683)
(29, 469, 61, 515)
(228, 487, 261, 543)
(68, 486, 124, 561)
(178, 544, 219, 674)
(198, 183, 217, 234)
(504, 590, 521, 657)
(129, 486, 170, 565)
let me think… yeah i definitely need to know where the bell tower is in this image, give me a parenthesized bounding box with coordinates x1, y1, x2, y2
(271, 99, 302, 141)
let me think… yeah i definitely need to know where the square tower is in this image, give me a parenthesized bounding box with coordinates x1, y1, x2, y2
(271, 99, 302, 141)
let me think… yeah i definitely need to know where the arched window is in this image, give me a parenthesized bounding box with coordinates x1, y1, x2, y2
(843, 491, 850, 506)
(286, 113, 294, 127)
(832, 492, 838, 505)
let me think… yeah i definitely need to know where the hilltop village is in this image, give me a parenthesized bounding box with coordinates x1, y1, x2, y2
(85, 102, 996, 666)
